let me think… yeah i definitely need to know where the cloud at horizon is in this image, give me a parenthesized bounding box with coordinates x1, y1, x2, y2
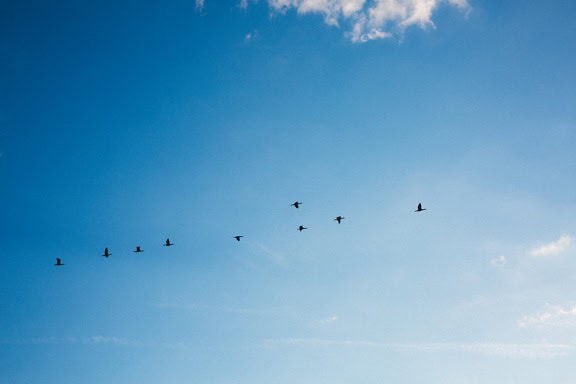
(263, 338, 575, 359)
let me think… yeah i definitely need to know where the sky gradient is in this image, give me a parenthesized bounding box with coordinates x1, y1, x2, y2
(1, 0, 576, 383)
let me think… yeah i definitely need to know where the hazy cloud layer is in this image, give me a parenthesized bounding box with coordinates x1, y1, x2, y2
(530, 235, 574, 257)
(263, 338, 575, 359)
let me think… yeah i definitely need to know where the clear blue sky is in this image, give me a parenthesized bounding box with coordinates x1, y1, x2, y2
(1, 0, 576, 383)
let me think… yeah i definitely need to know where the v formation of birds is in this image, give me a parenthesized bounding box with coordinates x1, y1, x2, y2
(53, 202, 426, 266)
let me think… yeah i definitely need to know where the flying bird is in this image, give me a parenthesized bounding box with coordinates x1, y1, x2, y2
(291, 201, 302, 209)
(415, 203, 426, 212)
(163, 238, 174, 246)
(54, 258, 64, 266)
(233, 236, 243, 242)
(102, 248, 111, 257)
(334, 216, 345, 224)
(298, 225, 307, 232)
(134, 246, 144, 253)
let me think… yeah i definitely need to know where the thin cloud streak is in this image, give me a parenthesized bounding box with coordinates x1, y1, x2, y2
(1, 336, 187, 350)
(254, 242, 288, 267)
(152, 302, 292, 316)
(530, 235, 574, 257)
(315, 315, 339, 325)
(30, 336, 130, 345)
(518, 304, 576, 329)
(263, 338, 575, 359)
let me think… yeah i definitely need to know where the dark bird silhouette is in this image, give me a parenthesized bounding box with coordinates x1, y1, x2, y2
(163, 238, 174, 246)
(291, 201, 302, 209)
(54, 258, 64, 266)
(102, 248, 111, 257)
(134, 246, 144, 253)
(234, 236, 243, 242)
(415, 203, 426, 212)
(298, 225, 307, 232)
(334, 216, 345, 224)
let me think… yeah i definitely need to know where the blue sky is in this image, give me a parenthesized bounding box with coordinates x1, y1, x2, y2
(1, 0, 576, 382)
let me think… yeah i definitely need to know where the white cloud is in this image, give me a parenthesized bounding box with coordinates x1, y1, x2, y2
(518, 304, 576, 329)
(315, 315, 339, 325)
(401, 0, 437, 29)
(342, 0, 366, 17)
(530, 235, 574, 257)
(448, 0, 467, 7)
(245, 30, 259, 42)
(229, 0, 469, 42)
(269, 0, 299, 13)
(348, 14, 392, 42)
(263, 338, 575, 359)
(297, 0, 342, 26)
(490, 255, 506, 266)
(196, 0, 205, 11)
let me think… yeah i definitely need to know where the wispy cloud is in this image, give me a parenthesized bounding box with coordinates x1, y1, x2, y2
(1, 335, 187, 349)
(235, 0, 470, 42)
(263, 338, 575, 359)
(29, 336, 130, 345)
(196, 0, 205, 11)
(490, 255, 507, 266)
(254, 242, 287, 267)
(315, 315, 339, 325)
(152, 302, 291, 316)
(518, 304, 576, 329)
(530, 235, 574, 257)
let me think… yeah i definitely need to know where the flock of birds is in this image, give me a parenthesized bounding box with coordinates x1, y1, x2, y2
(53, 201, 427, 266)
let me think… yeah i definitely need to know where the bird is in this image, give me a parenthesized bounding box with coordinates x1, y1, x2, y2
(415, 203, 426, 212)
(233, 236, 243, 242)
(163, 238, 174, 246)
(54, 258, 64, 266)
(291, 201, 302, 209)
(134, 246, 144, 253)
(298, 225, 307, 232)
(334, 216, 345, 224)
(102, 248, 111, 257)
